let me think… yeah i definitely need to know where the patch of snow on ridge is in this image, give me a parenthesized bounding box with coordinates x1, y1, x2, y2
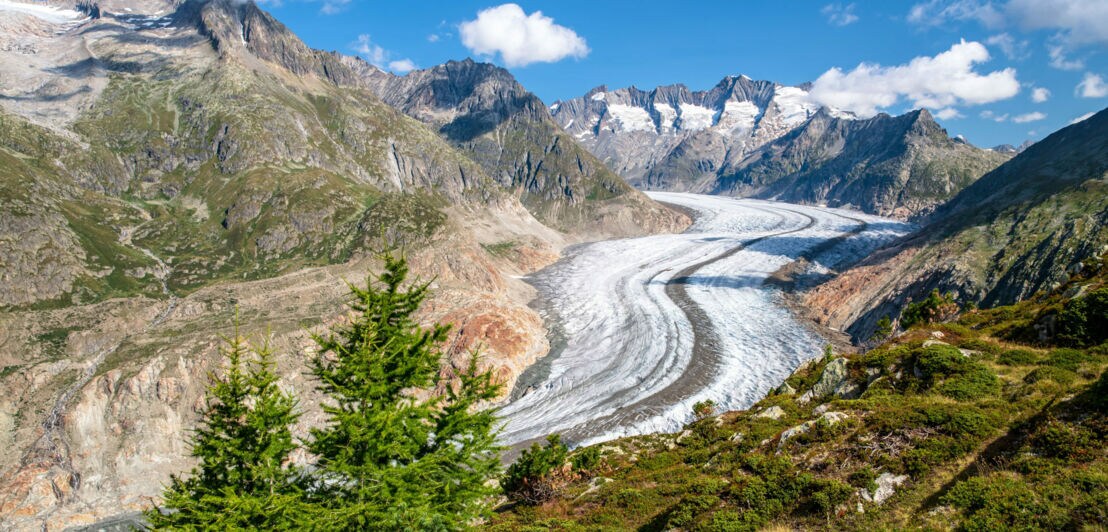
(773, 86, 821, 126)
(654, 102, 677, 131)
(590, 91, 607, 101)
(677, 103, 718, 130)
(606, 104, 654, 133)
(0, 0, 84, 23)
(716, 100, 760, 134)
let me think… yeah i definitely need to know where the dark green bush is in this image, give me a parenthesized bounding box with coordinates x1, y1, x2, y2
(609, 488, 646, 510)
(665, 494, 720, 528)
(811, 479, 854, 520)
(943, 476, 1050, 530)
(957, 338, 1001, 356)
(1056, 287, 1108, 347)
(849, 467, 879, 492)
(503, 434, 571, 504)
(1029, 421, 1098, 462)
(570, 446, 601, 472)
(915, 345, 969, 380)
(1023, 366, 1078, 386)
(1041, 348, 1092, 372)
(901, 289, 959, 329)
(939, 365, 1001, 400)
(693, 399, 717, 420)
(702, 509, 758, 532)
(913, 345, 1000, 400)
(998, 348, 1039, 366)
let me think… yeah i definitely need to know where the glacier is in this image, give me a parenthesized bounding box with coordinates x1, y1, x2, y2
(499, 192, 912, 447)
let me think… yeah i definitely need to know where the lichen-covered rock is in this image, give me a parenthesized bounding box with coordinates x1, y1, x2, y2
(755, 405, 786, 420)
(861, 473, 909, 505)
(777, 411, 849, 448)
(798, 357, 851, 403)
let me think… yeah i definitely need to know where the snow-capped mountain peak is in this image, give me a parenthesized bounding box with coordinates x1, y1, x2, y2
(548, 74, 848, 186)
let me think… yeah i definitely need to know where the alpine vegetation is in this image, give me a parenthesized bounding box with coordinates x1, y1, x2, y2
(150, 254, 503, 530)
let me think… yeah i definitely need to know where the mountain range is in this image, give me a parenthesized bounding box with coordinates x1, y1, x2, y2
(1, 0, 1105, 528)
(551, 78, 1009, 217)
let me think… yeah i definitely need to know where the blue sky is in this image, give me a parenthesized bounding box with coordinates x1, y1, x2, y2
(258, 0, 1107, 147)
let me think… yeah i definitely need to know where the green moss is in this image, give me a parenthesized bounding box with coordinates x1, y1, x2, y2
(481, 240, 518, 258)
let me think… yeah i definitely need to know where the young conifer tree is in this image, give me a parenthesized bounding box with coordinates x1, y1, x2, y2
(147, 320, 301, 529)
(305, 253, 503, 530)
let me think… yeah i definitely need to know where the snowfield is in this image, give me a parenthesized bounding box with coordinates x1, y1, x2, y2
(0, 0, 85, 24)
(500, 193, 912, 447)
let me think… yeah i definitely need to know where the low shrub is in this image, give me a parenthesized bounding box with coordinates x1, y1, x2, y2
(570, 446, 602, 472)
(998, 348, 1039, 366)
(901, 289, 960, 329)
(1041, 348, 1092, 372)
(939, 365, 1001, 400)
(503, 434, 573, 504)
(1029, 421, 1098, 462)
(913, 345, 1000, 400)
(693, 399, 717, 420)
(849, 467, 879, 492)
(811, 479, 854, 522)
(1056, 287, 1108, 347)
(1023, 366, 1078, 386)
(664, 494, 719, 529)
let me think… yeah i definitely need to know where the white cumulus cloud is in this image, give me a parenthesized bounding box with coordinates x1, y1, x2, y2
(1012, 111, 1046, 122)
(808, 40, 1020, 118)
(822, 3, 859, 26)
(985, 33, 1029, 60)
(388, 59, 418, 74)
(1030, 87, 1051, 102)
(1006, 0, 1108, 46)
(1070, 111, 1095, 124)
(1048, 45, 1085, 71)
(907, 0, 1004, 27)
(935, 108, 964, 119)
(980, 109, 1009, 122)
(459, 3, 589, 67)
(1077, 72, 1108, 97)
(351, 34, 416, 74)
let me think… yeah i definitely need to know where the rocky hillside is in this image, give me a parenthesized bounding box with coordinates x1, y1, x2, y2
(716, 109, 1010, 218)
(805, 107, 1108, 340)
(491, 262, 1108, 530)
(364, 59, 684, 236)
(549, 76, 848, 189)
(0, 0, 684, 528)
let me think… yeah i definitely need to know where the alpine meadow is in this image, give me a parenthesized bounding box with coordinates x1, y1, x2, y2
(0, 0, 1106, 530)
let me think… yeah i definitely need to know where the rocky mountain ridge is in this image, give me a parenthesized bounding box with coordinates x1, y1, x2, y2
(549, 75, 847, 189)
(552, 76, 1007, 217)
(715, 108, 1011, 217)
(364, 58, 679, 234)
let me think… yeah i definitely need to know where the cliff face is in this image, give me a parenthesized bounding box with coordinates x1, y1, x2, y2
(0, 0, 684, 527)
(804, 107, 1108, 341)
